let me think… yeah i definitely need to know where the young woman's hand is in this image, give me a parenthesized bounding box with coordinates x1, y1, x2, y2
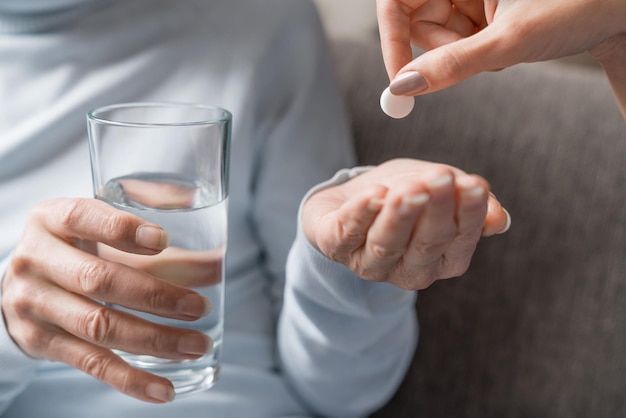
(377, 0, 626, 104)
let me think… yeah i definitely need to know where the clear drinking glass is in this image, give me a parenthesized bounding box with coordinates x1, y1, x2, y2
(86, 102, 231, 396)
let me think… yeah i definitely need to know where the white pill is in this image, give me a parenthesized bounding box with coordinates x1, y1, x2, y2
(380, 87, 415, 119)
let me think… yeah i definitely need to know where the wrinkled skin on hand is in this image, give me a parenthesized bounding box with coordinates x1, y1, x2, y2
(1, 198, 215, 403)
(302, 159, 509, 290)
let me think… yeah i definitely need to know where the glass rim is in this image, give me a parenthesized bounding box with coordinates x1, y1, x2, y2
(87, 102, 232, 128)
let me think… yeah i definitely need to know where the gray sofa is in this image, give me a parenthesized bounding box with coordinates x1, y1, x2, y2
(330, 40, 626, 418)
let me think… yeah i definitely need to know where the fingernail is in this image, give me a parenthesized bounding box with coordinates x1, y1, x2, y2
(456, 176, 485, 199)
(136, 225, 170, 251)
(390, 71, 428, 96)
(499, 208, 512, 234)
(427, 173, 453, 189)
(399, 193, 430, 215)
(177, 294, 211, 317)
(178, 333, 212, 355)
(462, 186, 485, 198)
(368, 197, 385, 211)
(146, 382, 175, 403)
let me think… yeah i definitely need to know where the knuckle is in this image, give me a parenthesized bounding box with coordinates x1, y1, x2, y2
(317, 238, 349, 265)
(352, 261, 386, 283)
(144, 328, 167, 354)
(452, 264, 471, 278)
(58, 199, 86, 230)
(337, 220, 366, 244)
(444, 257, 472, 278)
(9, 291, 35, 320)
(370, 243, 403, 260)
(76, 259, 113, 296)
(455, 232, 480, 249)
(413, 232, 456, 259)
(323, 247, 344, 264)
(79, 350, 114, 379)
(408, 271, 438, 290)
(393, 265, 437, 291)
(418, 273, 438, 289)
(27, 199, 57, 223)
(413, 239, 447, 259)
(102, 211, 135, 243)
(145, 286, 169, 313)
(117, 369, 142, 397)
(19, 325, 51, 354)
(9, 255, 34, 278)
(3, 271, 38, 320)
(79, 307, 113, 344)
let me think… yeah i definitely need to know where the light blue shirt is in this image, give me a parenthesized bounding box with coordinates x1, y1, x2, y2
(0, 1, 418, 417)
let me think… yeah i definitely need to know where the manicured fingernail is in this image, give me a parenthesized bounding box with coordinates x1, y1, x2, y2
(178, 333, 212, 355)
(177, 294, 211, 317)
(499, 208, 512, 234)
(399, 193, 430, 215)
(390, 71, 428, 96)
(146, 382, 175, 403)
(136, 225, 170, 250)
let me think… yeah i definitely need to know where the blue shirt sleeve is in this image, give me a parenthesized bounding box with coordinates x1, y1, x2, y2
(278, 171, 418, 418)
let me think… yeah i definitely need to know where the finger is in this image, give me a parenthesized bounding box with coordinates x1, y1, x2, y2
(316, 185, 388, 263)
(115, 177, 196, 209)
(34, 285, 211, 360)
(410, 20, 464, 51)
(46, 331, 176, 403)
(439, 175, 489, 277)
(98, 244, 224, 288)
(32, 198, 170, 255)
(377, 0, 429, 79)
(389, 23, 516, 96)
(409, 2, 477, 49)
(446, 6, 480, 37)
(451, 0, 488, 29)
(359, 187, 430, 280)
(455, 175, 490, 234)
(406, 170, 457, 265)
(25, 237, 210, 321)
(482, 193, 511, 236)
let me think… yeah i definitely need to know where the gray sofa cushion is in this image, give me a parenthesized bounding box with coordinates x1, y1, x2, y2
(331, 40, 626, 418)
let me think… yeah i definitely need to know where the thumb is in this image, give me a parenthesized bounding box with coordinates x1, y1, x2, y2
(389, 24, 516, 96)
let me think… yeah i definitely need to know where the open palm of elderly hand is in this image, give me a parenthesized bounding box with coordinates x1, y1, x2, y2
(302, 159, 509, 290)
